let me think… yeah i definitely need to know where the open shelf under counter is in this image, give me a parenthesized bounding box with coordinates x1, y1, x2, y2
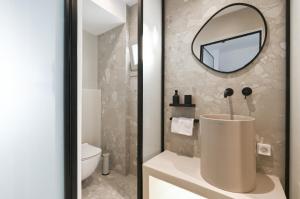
(143, 150, 286, 199)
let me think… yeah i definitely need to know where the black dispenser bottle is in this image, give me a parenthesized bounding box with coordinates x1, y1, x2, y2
(173, 90, 180, 105)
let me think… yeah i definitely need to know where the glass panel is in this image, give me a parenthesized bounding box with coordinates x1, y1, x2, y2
(81, 2, 138, 199)
(0, 1, 64, 198)
(291, 0, 300, 198)
(143, 0, 162, 161)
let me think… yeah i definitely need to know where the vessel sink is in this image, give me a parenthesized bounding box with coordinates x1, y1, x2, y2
(200, 114, 256, 193)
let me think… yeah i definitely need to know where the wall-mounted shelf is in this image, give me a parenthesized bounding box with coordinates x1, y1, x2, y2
(170, 117, 199, 123)
(169, 104, 196, 107)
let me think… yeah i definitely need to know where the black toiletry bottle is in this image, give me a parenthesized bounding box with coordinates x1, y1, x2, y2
(173, 90, 180, 105)
(184, 95, 192, 105)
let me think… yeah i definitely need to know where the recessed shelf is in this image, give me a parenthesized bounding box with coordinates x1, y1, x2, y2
(169, 104, 196, 107)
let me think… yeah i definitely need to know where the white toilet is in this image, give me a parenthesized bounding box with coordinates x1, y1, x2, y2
(81, 143, 102, 181)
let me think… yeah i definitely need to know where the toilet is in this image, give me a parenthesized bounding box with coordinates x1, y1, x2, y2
(81, 143, 102, 181)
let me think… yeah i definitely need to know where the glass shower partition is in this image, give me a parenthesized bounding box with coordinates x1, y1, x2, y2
(0, 1, 66, 198)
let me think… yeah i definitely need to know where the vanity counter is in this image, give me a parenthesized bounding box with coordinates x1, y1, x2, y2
(143, 150, 286, 199)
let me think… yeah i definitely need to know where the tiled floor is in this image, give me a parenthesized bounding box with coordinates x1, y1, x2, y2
(82, 171, 137, 199)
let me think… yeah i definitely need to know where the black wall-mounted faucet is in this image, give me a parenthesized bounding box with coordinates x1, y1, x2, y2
(242, 87, 252, 99)
(224, 88, 234, 98)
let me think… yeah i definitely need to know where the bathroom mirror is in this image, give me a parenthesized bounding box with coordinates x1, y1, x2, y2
(192, 3, 267, 73)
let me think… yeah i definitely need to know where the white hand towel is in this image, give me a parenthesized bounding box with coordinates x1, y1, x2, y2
(171, 117, 194, 136)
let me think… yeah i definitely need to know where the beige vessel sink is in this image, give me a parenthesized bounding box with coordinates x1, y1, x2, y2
(200, 114, 256, 193)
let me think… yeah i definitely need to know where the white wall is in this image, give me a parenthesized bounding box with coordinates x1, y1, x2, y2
(290, 0, 300, 198)
(83, 0, 126, 36)
(82, 89, 102, 147)
(82, 31, 101, 148)
(83, 31, 98, 89)
(143, 0, 162, 161)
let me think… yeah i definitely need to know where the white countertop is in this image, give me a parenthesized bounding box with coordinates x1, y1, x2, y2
(143, 150, 286, 199)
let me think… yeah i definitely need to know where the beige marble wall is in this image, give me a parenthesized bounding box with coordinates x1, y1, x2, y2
(127, 75, 138, 175)
(126, 4, 138, 176)
(98, 25, 129, 175)
(97, 4, 138, 176)
(164, 0, 286, 183)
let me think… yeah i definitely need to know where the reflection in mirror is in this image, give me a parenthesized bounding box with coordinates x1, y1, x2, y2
(192, 4, 267, 73)
(130, 43, 138, 71)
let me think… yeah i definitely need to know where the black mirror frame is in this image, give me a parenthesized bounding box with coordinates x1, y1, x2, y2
(191, 3, 268, 74)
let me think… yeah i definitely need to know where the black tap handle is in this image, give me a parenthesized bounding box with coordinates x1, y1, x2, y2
(242, 87, 252, 99)
(224, 88, 234, 98)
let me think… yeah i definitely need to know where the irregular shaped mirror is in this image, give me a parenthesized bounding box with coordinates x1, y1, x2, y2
(192, 3, 267, 73)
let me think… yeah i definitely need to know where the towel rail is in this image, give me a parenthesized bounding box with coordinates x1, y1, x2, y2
(169, 117, 199, 123)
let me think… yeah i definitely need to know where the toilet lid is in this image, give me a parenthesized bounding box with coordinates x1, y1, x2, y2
(81, 143, 102, 160)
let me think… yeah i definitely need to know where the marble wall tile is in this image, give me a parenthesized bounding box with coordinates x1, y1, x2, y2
(126, 75, 137, 175)
(164, 0, 286, 184)
(98, 25, 129, 175)
(126, 4, 138, 176)
(97, 4, 138, 176)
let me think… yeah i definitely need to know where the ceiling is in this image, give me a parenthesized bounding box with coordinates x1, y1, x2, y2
(124, 0, 138, 6)
(83, 0, 138, 35)
(83, 0, 125, 35)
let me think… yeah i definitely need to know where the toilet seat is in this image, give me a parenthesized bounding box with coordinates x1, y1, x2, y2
(82, 143, 102, 161)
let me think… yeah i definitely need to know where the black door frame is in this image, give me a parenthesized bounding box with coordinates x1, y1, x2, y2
(137, 0, 165, 199)
(65, 0, 78, 199)
(137, 0, 143, 198)
(285, 0, 290, 198)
